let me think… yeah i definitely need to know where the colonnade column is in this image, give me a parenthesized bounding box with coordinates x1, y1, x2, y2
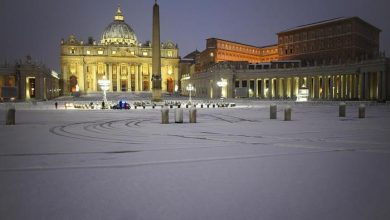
(290, 77, 295, 98)
(380, 71, 386, 100)
(321, 75, 328, 99)
(260, 78, 265, 98)
(364, 72, 370, 100)
(274, 78, 279, 98)
(282, 78, 287, 98)
(329, 76, 334, 99)
(269, 78, 274, 99)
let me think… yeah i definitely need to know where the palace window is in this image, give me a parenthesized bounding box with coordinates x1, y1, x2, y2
(98, 50, 103, 55)
(143, 51, 148, 56)
(167, 50, 173, 57)
(86, 50, 91, 55)
(70, 48, 75, 54)
(112, 51, 117, 55)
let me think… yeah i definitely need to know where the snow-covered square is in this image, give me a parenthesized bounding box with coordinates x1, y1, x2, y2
(1, 101, 389, 220)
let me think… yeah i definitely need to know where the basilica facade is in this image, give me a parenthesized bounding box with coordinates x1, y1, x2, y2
(60, 7, 179, 95)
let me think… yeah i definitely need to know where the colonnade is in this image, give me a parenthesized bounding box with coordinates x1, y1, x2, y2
(236, 71, 386, 100)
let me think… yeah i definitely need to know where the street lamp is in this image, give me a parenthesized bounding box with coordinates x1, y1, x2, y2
(217, 78, 227, 98)
(186, 84, 194, 104)
(98, 76, 110, 104)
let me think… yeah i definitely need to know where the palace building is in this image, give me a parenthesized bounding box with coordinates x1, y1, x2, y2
(60, 7, 180, 95)
(182, 17, 389, 101)
(197, 38, 278, 72)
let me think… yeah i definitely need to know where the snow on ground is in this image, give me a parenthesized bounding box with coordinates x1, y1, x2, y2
(0, 100, 390, 220)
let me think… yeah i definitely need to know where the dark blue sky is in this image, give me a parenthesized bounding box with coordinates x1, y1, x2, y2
(0, 0, 389, 72)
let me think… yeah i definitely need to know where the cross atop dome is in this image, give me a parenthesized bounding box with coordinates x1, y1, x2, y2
(114, 5, 124, 21)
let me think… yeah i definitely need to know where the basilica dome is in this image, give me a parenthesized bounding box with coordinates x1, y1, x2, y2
(100, 7, 138, 46)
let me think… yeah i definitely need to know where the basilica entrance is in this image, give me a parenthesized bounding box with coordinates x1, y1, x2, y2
(143, 80, 149, 91)
(121, 79, 127, 91)
(69, 75, 78, 93)
(167, 78, 174, 93)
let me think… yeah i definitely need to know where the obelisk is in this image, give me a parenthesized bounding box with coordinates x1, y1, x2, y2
(151, 0, 162, 102)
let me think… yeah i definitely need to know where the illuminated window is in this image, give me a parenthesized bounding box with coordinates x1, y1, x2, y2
(167, 50, 173, 57)
(143, 51, 148, 56)
(131, 51, 135, 55)
(98, 50, 103, 55)
(86, 50, 91, 55)
(70, 63, 76, 74)
(210, 52, 214, 57)
(70, 48, 75, 54)
(112, 50, 116, 55)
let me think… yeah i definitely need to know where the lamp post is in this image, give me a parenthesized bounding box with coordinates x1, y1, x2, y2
(98, 76, 110, 104)
(217, 78, 227, 98)
(186, 84, 194, 104)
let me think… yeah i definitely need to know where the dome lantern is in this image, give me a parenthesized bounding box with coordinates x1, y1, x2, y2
(114, 6, 124, 21)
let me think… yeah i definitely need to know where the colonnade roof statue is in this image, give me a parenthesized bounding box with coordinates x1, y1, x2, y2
(100, 6, 138, 46)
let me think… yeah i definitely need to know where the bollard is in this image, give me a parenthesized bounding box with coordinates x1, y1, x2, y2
(161, 108, 169, 124)
(284, 105, 292, 121)
(175, 108, 183, 123)
(6, 105, 16, 125)
(201, 104, 203, 108)
(339, 102, 346, 117)
(189, 107, 197, 123)
(170, 105, 173, 109)
(358, 104, 365, 118)
(270, 104, 277, 119)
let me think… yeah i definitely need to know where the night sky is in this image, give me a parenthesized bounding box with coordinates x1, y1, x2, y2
(0, 0, 389, 72)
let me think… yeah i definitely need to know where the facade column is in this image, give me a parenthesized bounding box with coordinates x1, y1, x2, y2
(283, 78, 287, 98)
(116, 65, 120, 92)
(149, 64, 153, 91)
(83, 64, 88, 93)
(134, 64, 139, 91)
(108, 63, 113, 91)
(93, 64, 97, 91)
(127, 63, 131, 92)
(139, 65, 143, 91)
